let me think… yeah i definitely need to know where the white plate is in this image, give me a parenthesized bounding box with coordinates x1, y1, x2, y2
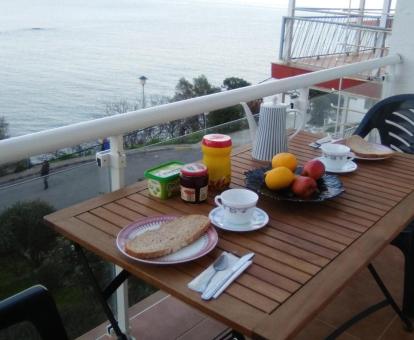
(354, 155, 391, 161)
(209, 207, 269, 232)
(317, 157, 358, 174)
(116, 215, 218, 265)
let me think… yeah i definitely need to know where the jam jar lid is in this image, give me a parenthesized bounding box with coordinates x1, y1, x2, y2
(202, 134, 232, 148)
(180, 163, 208, 177)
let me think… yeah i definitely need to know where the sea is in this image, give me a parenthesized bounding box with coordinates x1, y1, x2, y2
(0, 0, 288, 137)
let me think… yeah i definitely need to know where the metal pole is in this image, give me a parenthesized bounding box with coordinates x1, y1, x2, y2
(383, 0, 413, 96)
(334, 78, 343, 137)
(284, 0, 296, 61)
(353, 0, 366, 55)
(377, 0, 391, 58)
(108, 135, 129, 337)
(142, 84, 145, 109)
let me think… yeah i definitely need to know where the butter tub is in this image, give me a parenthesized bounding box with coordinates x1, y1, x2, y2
(144, 161, 184, 199)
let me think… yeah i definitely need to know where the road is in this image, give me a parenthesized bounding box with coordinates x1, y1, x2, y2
(0, 146, 202, 212)
(0, 129, 251, 212)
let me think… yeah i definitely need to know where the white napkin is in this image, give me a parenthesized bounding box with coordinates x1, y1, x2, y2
(188, 251, 252, 300)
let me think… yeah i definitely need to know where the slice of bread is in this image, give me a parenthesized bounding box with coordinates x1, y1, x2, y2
(125, 215, 210, 259)
(345, 135, 394, 158)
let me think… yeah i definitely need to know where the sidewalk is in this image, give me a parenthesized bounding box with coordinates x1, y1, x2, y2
(0, 129, 250, 188)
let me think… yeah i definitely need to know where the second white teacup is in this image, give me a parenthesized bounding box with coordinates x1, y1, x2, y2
(320, 143, 354, 170)
(214, 188, 258, 225)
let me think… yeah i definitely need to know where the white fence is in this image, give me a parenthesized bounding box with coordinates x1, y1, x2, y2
(0, 54, 401, 166)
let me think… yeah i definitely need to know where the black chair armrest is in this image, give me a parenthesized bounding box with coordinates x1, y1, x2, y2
(0, 285, 68, 340)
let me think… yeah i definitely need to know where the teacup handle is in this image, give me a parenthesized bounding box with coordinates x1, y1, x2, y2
(287, 109, 305, 140)
(347, 152, 355, 161)
(214, 195, 223, 207)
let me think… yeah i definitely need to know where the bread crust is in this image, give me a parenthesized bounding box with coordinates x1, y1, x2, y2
(125, 215, 210, 259)
(345, 135, 394, 158)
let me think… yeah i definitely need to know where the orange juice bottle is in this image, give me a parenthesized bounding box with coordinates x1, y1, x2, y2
(201, 134, 232, 190)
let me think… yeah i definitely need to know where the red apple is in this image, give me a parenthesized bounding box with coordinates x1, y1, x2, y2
(291, 176, 318, 198)
(302, 159, 325, 180)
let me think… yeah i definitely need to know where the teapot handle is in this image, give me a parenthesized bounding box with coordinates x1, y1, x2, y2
(286, 109, 305, 141)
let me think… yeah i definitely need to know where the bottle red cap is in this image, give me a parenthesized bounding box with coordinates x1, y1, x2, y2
(202, 134, 232, 148)
(180, 163, 208, 177)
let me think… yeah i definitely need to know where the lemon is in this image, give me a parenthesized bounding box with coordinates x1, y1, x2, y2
(271, 153, 297, 172)
(265, 166, 295, 190)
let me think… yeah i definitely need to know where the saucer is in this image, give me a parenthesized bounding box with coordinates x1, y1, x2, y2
(208, 207, 269, 232)
(317, 157, 358, 174)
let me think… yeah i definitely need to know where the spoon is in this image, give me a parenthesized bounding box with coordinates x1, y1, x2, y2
(201, 254, 228, 292)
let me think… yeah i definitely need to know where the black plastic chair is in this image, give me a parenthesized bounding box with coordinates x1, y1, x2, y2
(0, 285, 69, 340)
(354, 93, 414, 317)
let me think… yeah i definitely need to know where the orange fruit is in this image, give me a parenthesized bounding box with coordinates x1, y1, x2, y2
(265, 166, 295, 190)
(271, 153, 297, 171)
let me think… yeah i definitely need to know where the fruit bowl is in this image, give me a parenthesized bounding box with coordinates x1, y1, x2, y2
(244, 166, 345, 202)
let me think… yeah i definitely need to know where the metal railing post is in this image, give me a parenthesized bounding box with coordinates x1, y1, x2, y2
(279, 17, 286, 61)
(108, 135, 129, 336)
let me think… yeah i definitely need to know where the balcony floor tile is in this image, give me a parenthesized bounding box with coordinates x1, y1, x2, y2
(78, 245, 414, 340)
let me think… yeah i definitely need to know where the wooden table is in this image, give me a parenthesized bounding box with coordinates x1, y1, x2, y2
(44, 131, 414, 339)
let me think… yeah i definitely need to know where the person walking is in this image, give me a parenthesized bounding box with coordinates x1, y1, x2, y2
(40, 160, 50, 190)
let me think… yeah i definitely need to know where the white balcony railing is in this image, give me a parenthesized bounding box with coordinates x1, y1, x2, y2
(0, 54, 401, 166)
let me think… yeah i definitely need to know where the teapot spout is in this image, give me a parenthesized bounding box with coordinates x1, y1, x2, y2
(240, 102, 257, 143)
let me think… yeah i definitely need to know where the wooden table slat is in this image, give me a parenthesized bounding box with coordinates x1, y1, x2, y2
(247, 232, 331, 267)
(262, 226, 339, 259)
(204, 247, 302, 293)
(257, 202, 360, 242)
(116, 197, 168, 217)
(266, 220, 347, 252)
(103, 202, 145, 221)
(89, 207, 132, 228)
(175, 258, 281, 312)
(333, 195, 391, 214)
(217, 238, 312, 284)
(220, 234, 321, 275)
(76, 212, 120, 237)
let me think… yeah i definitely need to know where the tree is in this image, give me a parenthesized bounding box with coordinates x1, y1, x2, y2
(308, 89, 339, 127)
(0, 116, 9, 140)
(103, 95, 170, 148)
(207, 77, 252, 128)
(0, 117, 31, 175)
(222, 77, 251, 90)
(172, 75, 220, 101)
(172, 78, 195, 101)
(0, 200, 56, 267)
(170, 75, 221, 134)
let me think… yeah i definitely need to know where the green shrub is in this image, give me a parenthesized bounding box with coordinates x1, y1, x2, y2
(0, 200, 55, 267)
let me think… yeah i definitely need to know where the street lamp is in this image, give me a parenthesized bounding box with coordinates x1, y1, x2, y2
(139, 75, 147, 108)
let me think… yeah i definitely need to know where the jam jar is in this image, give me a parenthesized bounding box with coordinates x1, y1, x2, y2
(180, 163, 209, 203)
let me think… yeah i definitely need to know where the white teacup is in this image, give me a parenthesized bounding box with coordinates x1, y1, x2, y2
(320, 143, 354, 170)
(214, 189, 258, 225)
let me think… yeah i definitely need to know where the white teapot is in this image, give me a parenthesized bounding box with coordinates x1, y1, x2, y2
(241, 98, 304, 161)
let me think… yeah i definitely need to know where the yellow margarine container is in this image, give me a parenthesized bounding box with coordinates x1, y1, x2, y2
(201, 134, 232, 191)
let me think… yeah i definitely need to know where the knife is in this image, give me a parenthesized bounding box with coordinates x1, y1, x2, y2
(201, 252, 255, 300)
(213, 260, 253, 299)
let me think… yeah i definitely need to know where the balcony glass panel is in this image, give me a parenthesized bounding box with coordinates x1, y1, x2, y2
(0, 163, 114, 339)
(306, 80, 380, 138)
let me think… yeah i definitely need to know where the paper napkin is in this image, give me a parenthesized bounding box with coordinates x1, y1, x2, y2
(188, 251, 253, 300)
